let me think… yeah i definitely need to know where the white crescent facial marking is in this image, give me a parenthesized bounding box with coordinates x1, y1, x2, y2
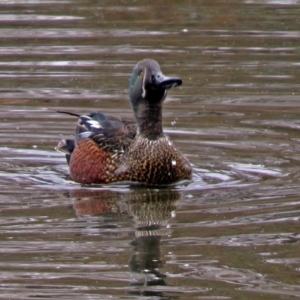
(163, 90, 167, 99)
(142, 68, 147, 98)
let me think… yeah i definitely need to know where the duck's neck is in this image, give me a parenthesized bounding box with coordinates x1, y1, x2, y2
(134, 101, 164, 140)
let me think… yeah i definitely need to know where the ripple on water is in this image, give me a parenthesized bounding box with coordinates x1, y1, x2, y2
(0, 146, 277, 193)
(1, 0, 300, 298)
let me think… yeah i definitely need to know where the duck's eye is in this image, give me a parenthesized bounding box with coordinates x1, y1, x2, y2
(139, 71, 144, 78)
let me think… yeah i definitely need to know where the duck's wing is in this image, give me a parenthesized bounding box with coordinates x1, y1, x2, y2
(81, 112, 136, 153)
(56, 111, 137, 158)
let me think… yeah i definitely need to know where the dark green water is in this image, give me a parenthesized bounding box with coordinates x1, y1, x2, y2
(1, 1, 300, 299)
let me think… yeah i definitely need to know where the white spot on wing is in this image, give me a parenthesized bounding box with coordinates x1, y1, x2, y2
(91, 124, 101, 129)
(78, 132, 92, 139)
(87, 120, 101, 126)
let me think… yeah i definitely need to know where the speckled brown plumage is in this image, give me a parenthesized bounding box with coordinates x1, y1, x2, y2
(69, 134, 191, 185)
(56, 59, 192, 185)
(116, 135, 192, 184)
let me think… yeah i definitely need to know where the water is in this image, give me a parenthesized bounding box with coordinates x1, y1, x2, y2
(1, 0, 300, 299)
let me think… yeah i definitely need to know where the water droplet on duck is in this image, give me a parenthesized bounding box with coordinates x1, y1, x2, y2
(172, 160, 177, 167)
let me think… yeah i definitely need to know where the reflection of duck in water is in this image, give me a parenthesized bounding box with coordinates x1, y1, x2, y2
(70, 188, 178, 296)
(127, 190, 178, 296)
(56, 59, 192, 185)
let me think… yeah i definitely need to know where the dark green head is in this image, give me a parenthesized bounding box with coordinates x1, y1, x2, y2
(129, 59, 182, 110)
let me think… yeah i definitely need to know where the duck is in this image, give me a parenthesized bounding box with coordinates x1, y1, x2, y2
(56, 59, 192, 185)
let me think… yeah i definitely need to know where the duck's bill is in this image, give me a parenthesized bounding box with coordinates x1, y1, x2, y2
(158, 77, 182, 89)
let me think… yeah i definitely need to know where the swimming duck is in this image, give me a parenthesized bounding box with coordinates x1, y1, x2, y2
(56, 59, 192, 185)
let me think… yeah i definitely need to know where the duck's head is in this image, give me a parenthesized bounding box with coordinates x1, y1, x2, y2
(129, 59, 182, 110)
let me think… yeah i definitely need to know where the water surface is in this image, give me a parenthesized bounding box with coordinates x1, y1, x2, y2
(1, 1, 300, 299)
